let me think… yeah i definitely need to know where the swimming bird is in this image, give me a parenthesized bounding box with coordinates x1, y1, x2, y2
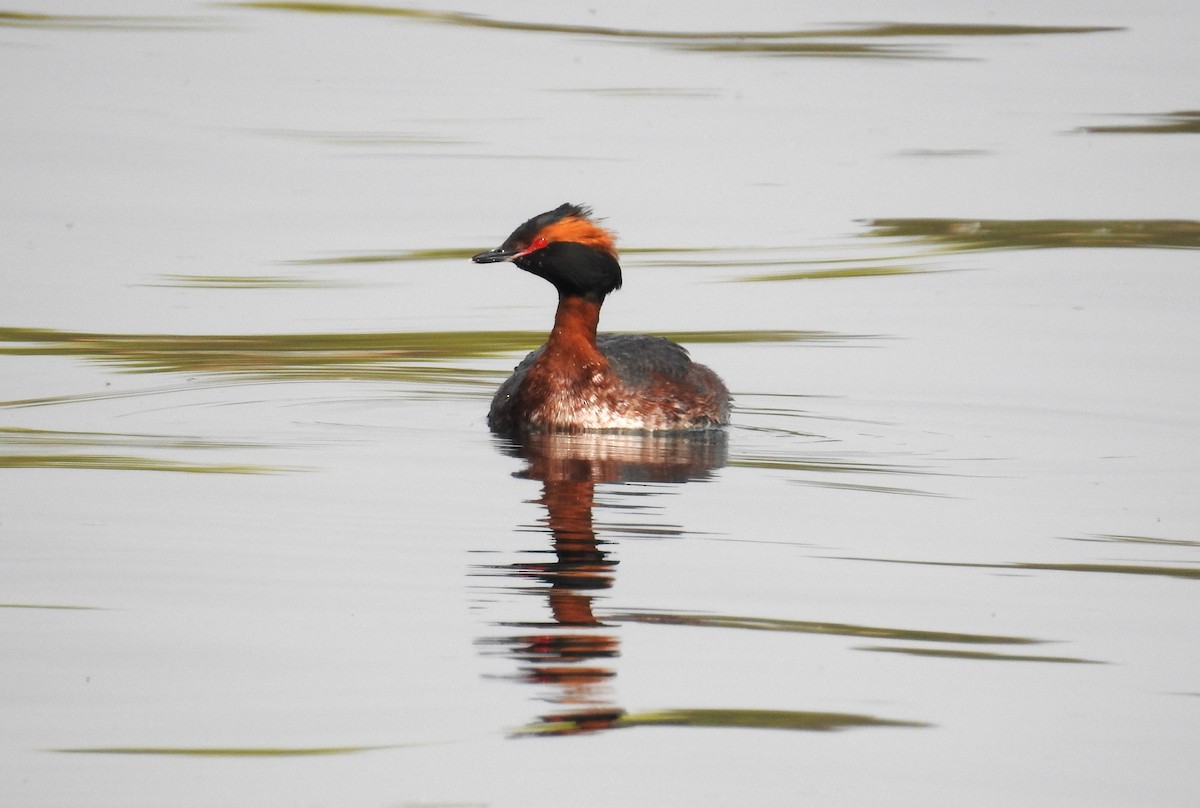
(472, 203, 731, 433)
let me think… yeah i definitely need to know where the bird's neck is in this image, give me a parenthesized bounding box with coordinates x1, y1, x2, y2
(545, 294, 604, 364)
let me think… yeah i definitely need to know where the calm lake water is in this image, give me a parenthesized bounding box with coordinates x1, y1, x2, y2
(3, 2, 1198, 806)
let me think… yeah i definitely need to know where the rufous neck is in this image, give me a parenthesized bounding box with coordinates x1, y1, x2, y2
(546, 294, 603, 357)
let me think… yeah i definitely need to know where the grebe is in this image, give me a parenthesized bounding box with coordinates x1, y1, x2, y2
(472, 203, 731, 433)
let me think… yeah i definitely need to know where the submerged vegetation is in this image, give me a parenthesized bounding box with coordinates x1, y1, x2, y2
(150, 274, 333, 289)
(0, 427, 285, 474)
(1076, 110, 1200, 135)
(846, 557, 1200, 582)
(514, 707, 927, 736)
(1066, 533, 1200, 548)
(609, 611, 1043, 645)
(55, 744, 408, 757)
(0, 326, 819, 387)
(630, 217, 1200, 284)
(863, 218, 1200, 252)
(861, 646, 1103, 664)
(236, 3, 1120, 60)
(286, 247, 477, 266)
(0, 454, 278, 474)
(0, 10, 208, 29)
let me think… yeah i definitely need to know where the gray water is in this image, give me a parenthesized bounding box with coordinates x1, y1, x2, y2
(3, 2, 1198, 806)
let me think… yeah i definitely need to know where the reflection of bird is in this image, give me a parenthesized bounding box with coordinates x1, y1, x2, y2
(480, 427, 728, 734)
(473, 204, 732, 433)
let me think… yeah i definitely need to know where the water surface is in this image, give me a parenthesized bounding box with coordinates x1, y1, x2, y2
(2, 2, 1198, 807)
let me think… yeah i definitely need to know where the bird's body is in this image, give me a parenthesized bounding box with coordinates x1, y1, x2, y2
(473, 204, 731, 434)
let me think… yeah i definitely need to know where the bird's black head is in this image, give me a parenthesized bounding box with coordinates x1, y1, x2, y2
(472, 203, 623, 301)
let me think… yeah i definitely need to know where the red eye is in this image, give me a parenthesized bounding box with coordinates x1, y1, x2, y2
(531, 236, 548, 251)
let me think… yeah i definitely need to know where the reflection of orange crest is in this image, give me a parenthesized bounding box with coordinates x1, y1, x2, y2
(537, 216, 618, 257)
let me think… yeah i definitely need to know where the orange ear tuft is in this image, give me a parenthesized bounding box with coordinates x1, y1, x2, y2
(537, 217, 618, 257)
